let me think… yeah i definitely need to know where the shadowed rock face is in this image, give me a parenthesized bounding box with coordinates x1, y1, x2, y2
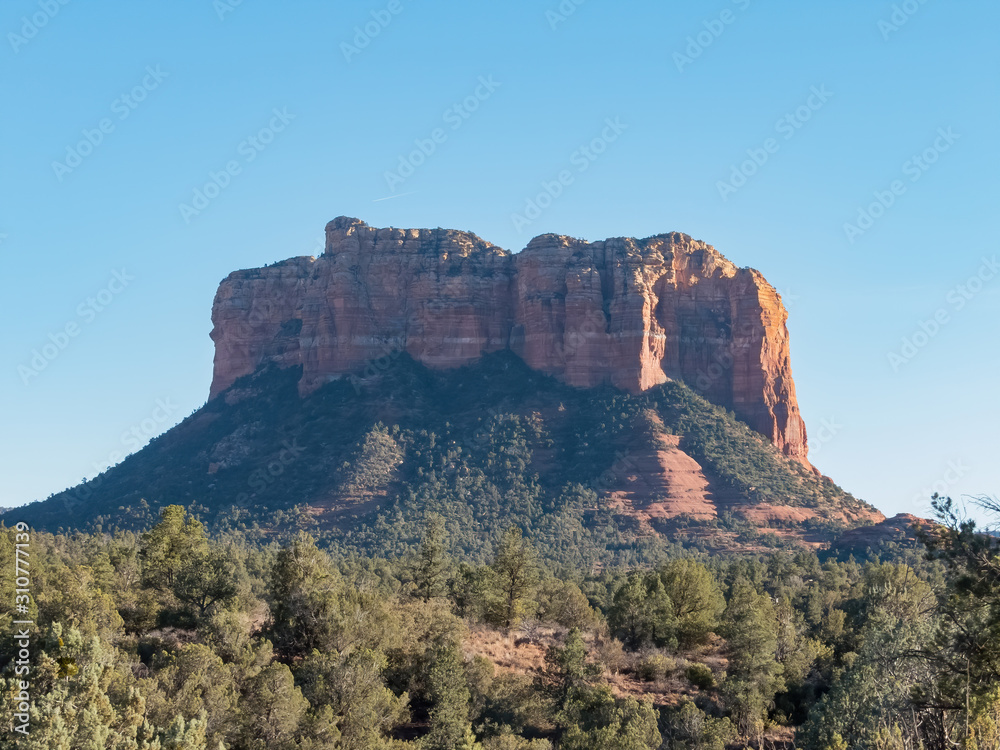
(210, 217, 810, 462)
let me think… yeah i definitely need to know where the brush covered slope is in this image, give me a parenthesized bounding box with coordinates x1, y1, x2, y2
(17, 352, 880, 566)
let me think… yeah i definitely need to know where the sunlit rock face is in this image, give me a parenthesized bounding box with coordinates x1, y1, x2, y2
(210, 217, 809, 463)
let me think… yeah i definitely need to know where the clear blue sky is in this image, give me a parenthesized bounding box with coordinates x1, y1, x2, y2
(1, 0, 997, 523)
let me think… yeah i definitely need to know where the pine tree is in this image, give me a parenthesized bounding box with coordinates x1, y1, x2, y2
(140, 505, 209, 591)
(417, 515, 450, 601)
(424, 642, 479, 750)
(658, 559, 724, 647)
(240, 663, 309, 750)
(546, 628, 601, 706)
(296, 648, 408, 750)
(268, 533, 342, 656)
(489, 527, 539, 629)
(721, 577, 782, 742)
(608, 572, 677, 650)
(159, 713, 210, 750)
(174, 545, 245, 618)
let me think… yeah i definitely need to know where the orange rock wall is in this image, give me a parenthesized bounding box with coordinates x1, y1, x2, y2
(210, 217, 809, 461)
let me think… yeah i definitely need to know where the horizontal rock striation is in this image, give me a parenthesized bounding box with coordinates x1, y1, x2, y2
(210, 217, 810, 462)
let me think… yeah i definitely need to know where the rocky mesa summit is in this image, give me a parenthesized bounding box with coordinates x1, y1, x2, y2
(211, 217, 809, 462)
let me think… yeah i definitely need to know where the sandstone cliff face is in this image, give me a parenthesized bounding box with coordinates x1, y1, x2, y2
(210, 217, 809, 462)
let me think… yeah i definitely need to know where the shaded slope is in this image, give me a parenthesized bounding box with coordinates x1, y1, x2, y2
(12, 353, 880, 564)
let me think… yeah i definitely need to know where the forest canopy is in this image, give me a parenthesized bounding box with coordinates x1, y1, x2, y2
(1, 495, 998, 749)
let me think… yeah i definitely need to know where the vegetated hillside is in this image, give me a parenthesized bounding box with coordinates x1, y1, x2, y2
(13, 352, 880, 566)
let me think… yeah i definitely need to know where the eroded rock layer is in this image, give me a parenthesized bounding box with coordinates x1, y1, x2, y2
(210, 217, 809, 461)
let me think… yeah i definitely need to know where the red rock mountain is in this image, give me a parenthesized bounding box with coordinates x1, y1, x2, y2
(210, 217, 810, 463)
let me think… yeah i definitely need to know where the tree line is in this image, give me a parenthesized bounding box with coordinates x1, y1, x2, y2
(1, 495, 999, 749)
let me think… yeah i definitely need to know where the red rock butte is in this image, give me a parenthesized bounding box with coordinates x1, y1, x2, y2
(210, 217, 810, 463)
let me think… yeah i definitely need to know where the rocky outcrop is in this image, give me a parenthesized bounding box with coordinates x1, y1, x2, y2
(210, 217, 810, 462)
(835, 513, 931, 550)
